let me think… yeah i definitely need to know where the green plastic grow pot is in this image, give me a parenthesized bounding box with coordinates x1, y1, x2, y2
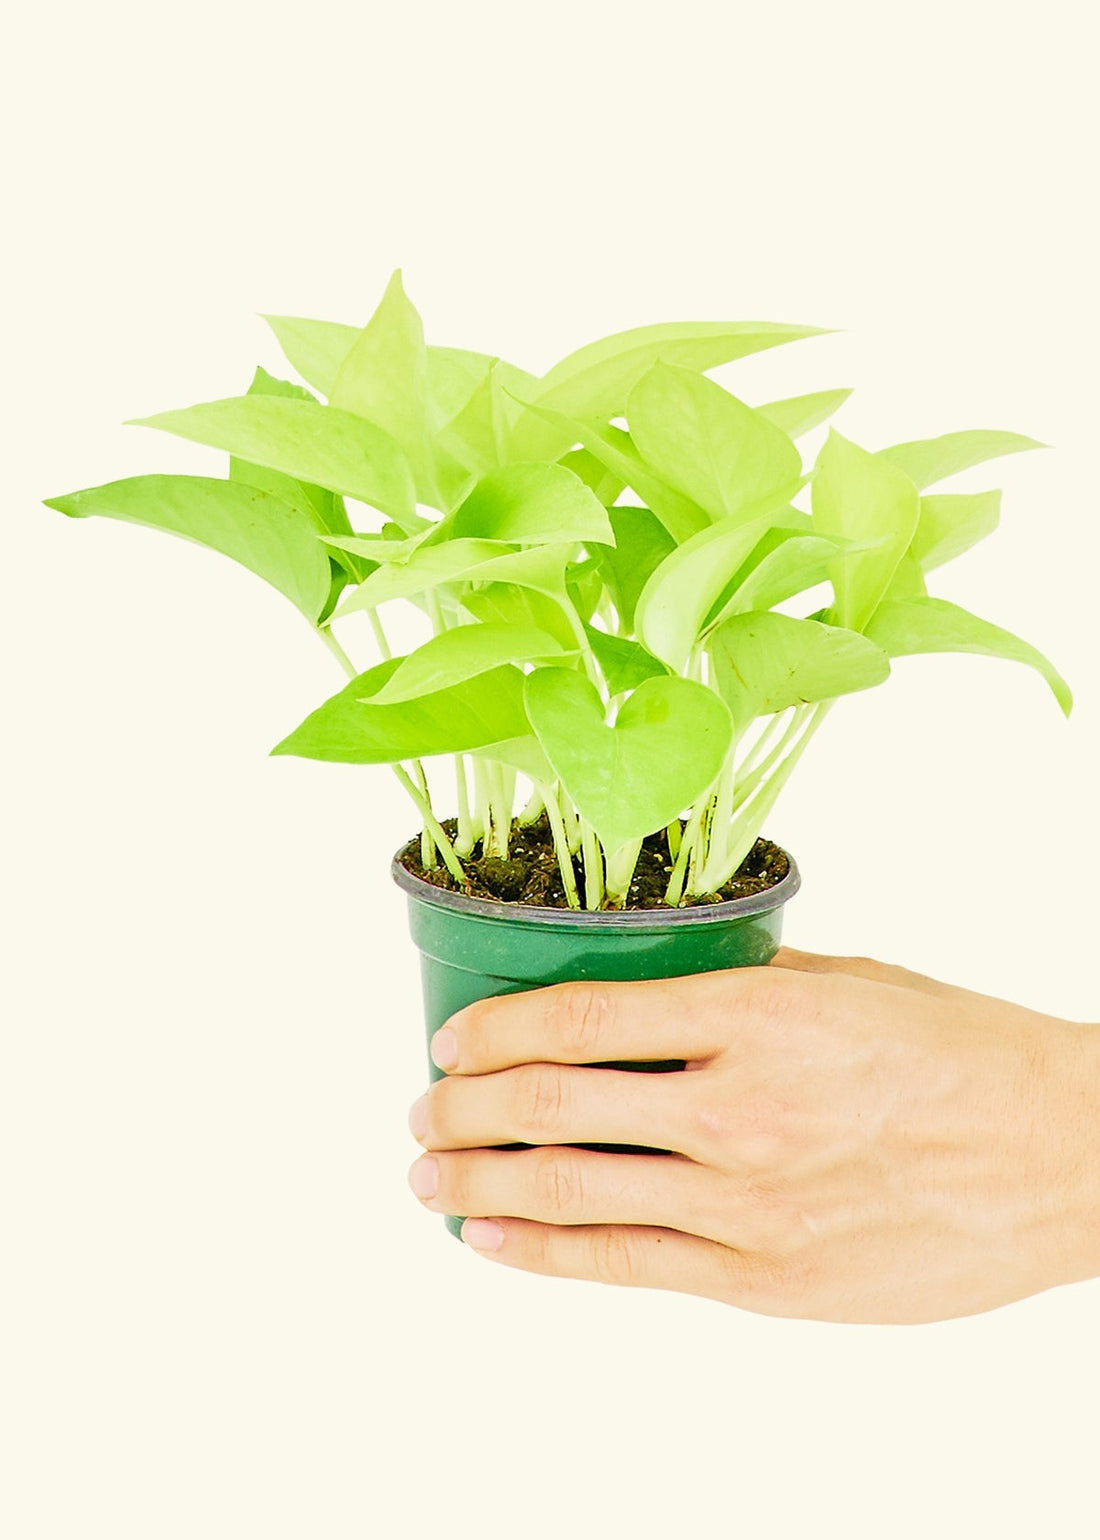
(393, 843, 801, 1238)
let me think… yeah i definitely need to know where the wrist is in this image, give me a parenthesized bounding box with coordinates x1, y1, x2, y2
(1050, 1020, 1100, 1287)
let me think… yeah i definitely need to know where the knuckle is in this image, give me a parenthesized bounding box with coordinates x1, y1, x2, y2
(591, 1226, 641, 1288)
(437, 1155, 470, 1215)
(423, 1080, 454, 1146)
(693, 1086, 792, 1169)
(512, 1063, 568, 1140)
(533, 1148, 583, 1217)
(551, 982, 614, 1062)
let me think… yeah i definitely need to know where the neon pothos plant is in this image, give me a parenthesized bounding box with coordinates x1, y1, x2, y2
(47, 272, 1070, 910)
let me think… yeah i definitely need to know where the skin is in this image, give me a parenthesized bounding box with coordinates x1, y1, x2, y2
(406, 948, 1100, 1324)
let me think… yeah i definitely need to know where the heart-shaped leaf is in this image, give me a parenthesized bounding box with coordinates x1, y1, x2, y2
(504, 395, 710, 543)
(45, 474, 331, 621)
(369, 622, 570, 704)
(812, 430, 920, 633)
(524, 670, 732, 851)
(911, 490, 1001, 572)
(332, 538, 513, 617)
(707, 612, 891, 732)
(327, 270, 438, 505)
(865, 597, 1071, 715)
(584, 625, 670, 695)
(511, 317, 828, 459)
(598, 507, 676, 631)
(262, 315, 361, 396)
(635, 500, 806, 672)
(262, 311, 521, 427)
(461, 582, 580, 651)
(128, 395, 422, 532)
(436, 461, 614, 547)
(757, 388, 853, 438)
(271, 660, 530, 763)
(703, 529, 846, 631)
(627, 362, 805, 525)
(878, 430, 1043, 490)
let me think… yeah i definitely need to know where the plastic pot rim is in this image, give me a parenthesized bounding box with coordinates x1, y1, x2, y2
(391, 839, 800, 929)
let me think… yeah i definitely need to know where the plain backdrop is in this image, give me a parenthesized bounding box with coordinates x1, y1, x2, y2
(3, 2, 1098, 1537)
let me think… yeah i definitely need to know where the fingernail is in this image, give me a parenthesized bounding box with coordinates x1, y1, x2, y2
(408, 1093, 429, 1140)
(461, 1218, 503, 1252)
(408, 1156, 438, 1200)
(431, 1027, 459, 1071)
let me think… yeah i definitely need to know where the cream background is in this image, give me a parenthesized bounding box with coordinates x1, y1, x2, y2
(3, 2, 1098, 1536)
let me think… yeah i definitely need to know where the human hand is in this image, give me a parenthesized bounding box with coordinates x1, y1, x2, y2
(407, 950, 1100, 1323)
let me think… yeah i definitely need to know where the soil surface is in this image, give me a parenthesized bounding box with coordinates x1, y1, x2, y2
(397, 814, 789, 910)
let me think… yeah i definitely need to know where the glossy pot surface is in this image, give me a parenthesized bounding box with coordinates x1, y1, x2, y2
(394, 845, 800, 1237)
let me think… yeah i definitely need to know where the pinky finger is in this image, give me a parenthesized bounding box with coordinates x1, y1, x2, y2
(459, 1217, 780, 1311)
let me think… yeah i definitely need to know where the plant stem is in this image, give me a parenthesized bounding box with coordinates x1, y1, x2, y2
(696, 751, 738, 893)
(539, 783, 581, 910)
(664, 798, 707, 906)
(519, 786, 544, 825)
(605, 840, 642, 908)
(735, 709, 791, 786)
(696, 704, 832, 894)
(666, 820, 682, 862)
(472, 759, 491, 853)
(392, 766, 467, 884)
(731, 707, 810, 815)
(318, 626, 359, 680)
(369, 609, 392, 661)
(454, 755, 477, 856)
(580, 818, 604, 910)
(425, 589, 445, 637)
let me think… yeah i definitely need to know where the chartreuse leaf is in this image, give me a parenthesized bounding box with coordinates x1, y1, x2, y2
(44, 475, 331, 620)
(469, 734, 555, 785)
(461, 582, 579, 651)
(707, 612, 890, 733)
(881, 550, 928, 601)
(434, 360, 508, 482)
(757, 388, 853, 438)
(262, 311, 513, 428)
(865, 598, 1072, 715)
(598, 506, 677, 630)
(369, 622, 570, 704)
(271, 659, 531, 762)
(469, 543, 580, 605)
(504, 395, 710, 543)
(511, 316, 828, 458)
(584, 625, 670, 695)
(128, 395, 422, 532)
(524, 670, 733, 851)
(627, 363, 804, 525)
(812, 430, 920, 632)
(262, 315, 361, 396)
(879, 430, 1044, 490)
(431, 462, 614, 547)
(635, 502, 804, 672)
(228, 366, 362, 614)
(705, 531, 846, 629)
(911, 490, 1001, 571)
(327, 270, 438, 503)
(559, 447, 625, 506)
(434, 357, 538, 477)
(331, 538, 513, 616)
(568, 557, 604, 623)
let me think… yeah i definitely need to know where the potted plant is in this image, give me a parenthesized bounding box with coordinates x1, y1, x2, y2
(46, 271, 1070, 1237)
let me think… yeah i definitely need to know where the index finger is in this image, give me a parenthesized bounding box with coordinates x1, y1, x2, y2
(430, 966, 793, 1075)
